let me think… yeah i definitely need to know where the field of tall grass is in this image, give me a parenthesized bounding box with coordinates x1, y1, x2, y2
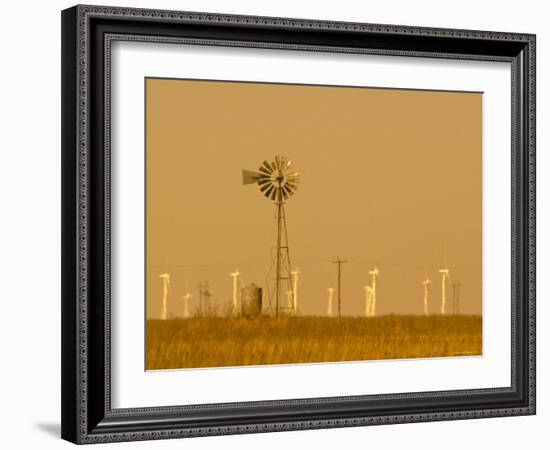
(146, 315, 482, 370)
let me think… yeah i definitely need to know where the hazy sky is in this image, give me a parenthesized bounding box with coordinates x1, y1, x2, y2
(146, 78, 482, 319)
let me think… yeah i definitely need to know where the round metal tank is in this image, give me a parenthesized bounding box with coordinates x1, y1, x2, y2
(241, 284, 262, 317)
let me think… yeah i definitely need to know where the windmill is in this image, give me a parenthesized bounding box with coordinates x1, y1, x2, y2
(421, 277, 431, 316)
(229, 269, 240, 317)
(368, 266, 379, 317)
(159, 273, 170, 320)
(439, 268, 450, 315)
(182, 292, 192, 319)
(327, 288, 334, 318)
(242, 156, 300, 317)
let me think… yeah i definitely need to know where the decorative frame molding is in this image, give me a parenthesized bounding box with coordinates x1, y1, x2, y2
(61, 4, 536, 444)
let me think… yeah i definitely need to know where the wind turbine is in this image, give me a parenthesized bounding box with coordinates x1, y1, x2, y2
(368, 266, 379, 317)
(421, 277, 431, 316)
(159, 273, 170, 320)
(327, 288, 334, 318)
(229, 269, 240, 317)
(363, 286, 373, 317)
(286, 290, 294, 312)
(182, 292, 192, 319)
(291, 269, 300, 315)
(439, 268, 450, 315)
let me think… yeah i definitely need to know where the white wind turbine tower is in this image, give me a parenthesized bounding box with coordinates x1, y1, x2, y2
(229, 269, 240, 317)
(286, 290, 294, 312)
(368, 267, 379, 317)
(327, 288, 334, 318)
(363, 286, 373, 317)
(159, 273, 170, 320)
(439, 267, 450, 315)
(421, 277, 431, 316)
(182, 292, 192, 319)
(291, 269, 300, 315)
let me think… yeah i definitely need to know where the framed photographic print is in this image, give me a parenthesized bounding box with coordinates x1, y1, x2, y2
(61, 4, 536, 444)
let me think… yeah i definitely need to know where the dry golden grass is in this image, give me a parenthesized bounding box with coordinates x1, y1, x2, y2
(146, 315, 482, 370)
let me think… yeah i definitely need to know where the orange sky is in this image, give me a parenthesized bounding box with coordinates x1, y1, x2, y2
(146, 78, 482, 318)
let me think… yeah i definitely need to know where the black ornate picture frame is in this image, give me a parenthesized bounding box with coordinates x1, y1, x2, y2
(61, 4, 536, 444)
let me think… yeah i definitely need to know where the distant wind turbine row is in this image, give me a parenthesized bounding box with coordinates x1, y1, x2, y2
(158, 262, 454, 319)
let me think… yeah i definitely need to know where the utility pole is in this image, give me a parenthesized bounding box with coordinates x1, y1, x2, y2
(332, 259, 347, 319)
(203, 281, 211, 315)
(197, 282, 204, 316)
(197, 281, 210, 316)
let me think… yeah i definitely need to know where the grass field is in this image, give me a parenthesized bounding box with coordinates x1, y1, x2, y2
(146, 315, 482, 370)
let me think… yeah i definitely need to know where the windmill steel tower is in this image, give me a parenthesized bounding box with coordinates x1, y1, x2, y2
(242, 156, 300, 317)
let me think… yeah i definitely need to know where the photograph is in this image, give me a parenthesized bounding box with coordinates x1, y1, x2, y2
(145, 78, 483, 370)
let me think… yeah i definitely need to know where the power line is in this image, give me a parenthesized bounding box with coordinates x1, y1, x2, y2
(149, 259, 480, 272)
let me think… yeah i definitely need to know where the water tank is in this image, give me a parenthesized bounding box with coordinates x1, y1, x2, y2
(241, 284, 262, 317)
